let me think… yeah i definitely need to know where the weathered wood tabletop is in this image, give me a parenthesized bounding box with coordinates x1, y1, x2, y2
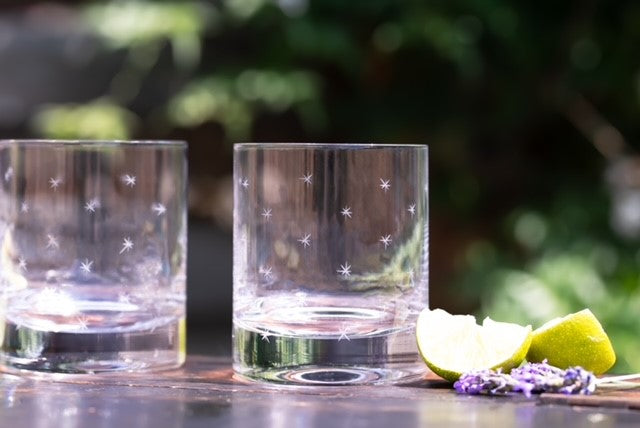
(1, 355, 639, 427)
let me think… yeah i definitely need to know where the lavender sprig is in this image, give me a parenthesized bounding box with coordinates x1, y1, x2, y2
(454, 361, 600, 397)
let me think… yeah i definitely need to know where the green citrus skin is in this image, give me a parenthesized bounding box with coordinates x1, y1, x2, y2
(526, 309, 616, 375)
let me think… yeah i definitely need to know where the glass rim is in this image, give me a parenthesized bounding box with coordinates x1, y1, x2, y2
(235, 142, 428, 150)
(0, 139, 187, 148)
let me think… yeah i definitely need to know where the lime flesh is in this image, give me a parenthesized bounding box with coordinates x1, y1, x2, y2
(416, 308, 532, 382)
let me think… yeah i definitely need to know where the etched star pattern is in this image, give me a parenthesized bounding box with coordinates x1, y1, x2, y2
(118, 293, 132, 304)
(380, 234, 392, 249)
(259, 265, 273, 280)
(120, 237, 134, 254)
(46, 234, 59, 250)
(76, 315, 89, 331)
(260, 332, 270, 342)
(337, 262, 351, 278)
(80, 259, 93, 274)
(84, 198, 100, 213)
(338, 324, 351, 341)
(340, 206, 352, 218)
(261, 208, 272, 221)
(408, 204, 416, 217)
(300, 173, 313, 186)
(122, 174, 136, 187)
(152, 203, 166, 216)
(297, 233, 311, 248)
(20, 202, 29, 213)
(18, 257, 27, 272)
(240, 177, 249, 189)
(49, 177, 62, 191)
(379, 178, 391, 192)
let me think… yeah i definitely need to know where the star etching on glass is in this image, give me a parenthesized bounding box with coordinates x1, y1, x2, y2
(337, 262, 352, 278)
(338, 323, 351, 341)
(46, 234, 60, 250)
(340, 206, 352, 218)
(121, 174, 137, 187)
(380, 234, 392, 249)
(84, 198, 100, 213)
(76, 315, 89, 331)
(80, 259, 94, 274)
(49, 177, 63, 191)
(120, 237, 134, 254)
(260, 332, 270, 342)
(299, 173, 313, 186)
(118, 293, 132, 304)
(261, 208, 272, 221)
(379, 178, 391, 192)
(408, 203, 416, 217)
(18, 257, 27, 272)
(240, 177, 249, 189)
(152, 202, 166, 216)
(20, 202, 29, 213)
(298, 233, 311, 248)
(259, 265, 273, 280)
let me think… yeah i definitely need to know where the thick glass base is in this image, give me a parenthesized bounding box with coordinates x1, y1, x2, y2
(233, 323, 426, 385)
(0, 318, 185, 374)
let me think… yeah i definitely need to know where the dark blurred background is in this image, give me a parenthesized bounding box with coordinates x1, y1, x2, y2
(0, 0, 639, 372)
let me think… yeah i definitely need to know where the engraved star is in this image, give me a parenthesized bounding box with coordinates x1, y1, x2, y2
(151, 203, 166, 216)
(84, 198, 100, 213)
(379, 178, 391, 192)
(338, 324, 351, 341)
(299, 173, 313, 186)
(76, 315, 89, 331)
(49, 177, 63, 191)
(120, 237, 134, 254)
(259, 265, 273, 280)
(80, 259, 93, 274)
(20, 202, 29, 213)
(260, 332, 270, 342)
(340, 206, 352, 218)
(380, 234, 392, 249)
(4, 167, 13, 182)
(122, 174, 136, 187)
(297, 233, 311, 248)
(261, 208, 272, 221)
(18, 257, 27, 272)
(408, 203, 416, 217)
(240, 177, 249, 189)
(46, 234, 59, 250)
(118, 293, 132, 304)
(337, 262, 351, 278)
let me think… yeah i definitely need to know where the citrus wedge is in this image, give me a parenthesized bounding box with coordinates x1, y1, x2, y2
(526, 308, 616, 375)
(416, 308, 532, 382)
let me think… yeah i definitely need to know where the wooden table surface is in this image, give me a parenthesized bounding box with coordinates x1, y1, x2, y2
(1, 356, 639, 427)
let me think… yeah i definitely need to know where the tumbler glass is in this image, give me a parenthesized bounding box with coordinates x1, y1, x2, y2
(0, 140, 187, 373)
(233, 143, 428, 384)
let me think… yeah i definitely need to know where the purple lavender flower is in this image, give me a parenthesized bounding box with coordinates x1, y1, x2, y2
(454, 369, 522, 396)
(454, 360, 596, 397)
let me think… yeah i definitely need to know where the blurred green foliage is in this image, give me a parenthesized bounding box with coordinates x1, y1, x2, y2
(28, 0, 640, 372)
(458, 187, 640, 373)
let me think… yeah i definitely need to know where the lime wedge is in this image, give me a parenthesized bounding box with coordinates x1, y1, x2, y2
(416, 308, 532, 382)
(526, 308, 616, 375)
